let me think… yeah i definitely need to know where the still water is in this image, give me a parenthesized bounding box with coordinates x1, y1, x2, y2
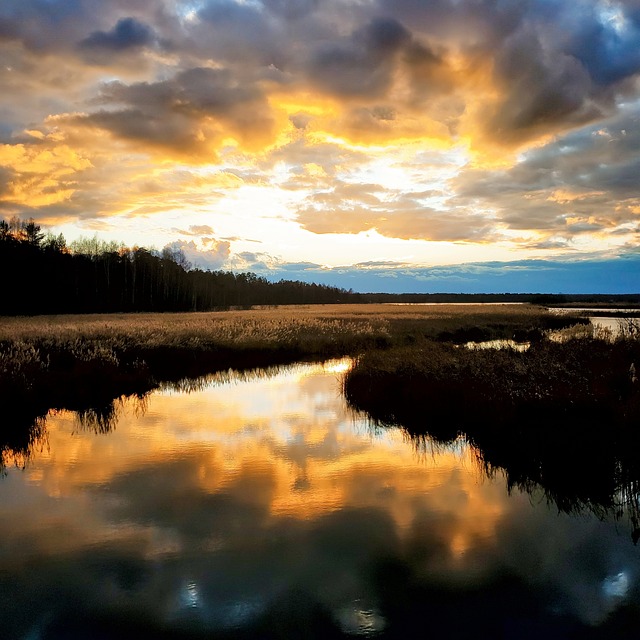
(1, 359, 639, 638)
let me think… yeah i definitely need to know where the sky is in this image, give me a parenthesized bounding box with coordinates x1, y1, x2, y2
(0, 0, 639, 293)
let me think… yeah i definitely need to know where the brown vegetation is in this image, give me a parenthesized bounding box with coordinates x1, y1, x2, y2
(0, 304, 586, 464)
(344, 322, 640, 539)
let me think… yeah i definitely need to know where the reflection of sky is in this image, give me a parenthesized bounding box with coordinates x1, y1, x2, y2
(1, 359, 639, 637)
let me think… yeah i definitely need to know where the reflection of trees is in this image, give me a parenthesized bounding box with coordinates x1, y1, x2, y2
(468, 421, 640, 543)
(1, 413, 49, 472)
(159, 363, 291, 394)
(345, 337, 640, 542)
(359, 412, 640, 543)
(75, 400, 128, 434)
(1, 397, 137, 472)
(0, 361, 303, 473)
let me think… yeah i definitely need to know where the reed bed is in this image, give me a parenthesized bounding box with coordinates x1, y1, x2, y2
(0, 303, 584, 359)
(0, 304, 585, 452)
(344, 328, 640, 428)
(344, 325, 640, 539)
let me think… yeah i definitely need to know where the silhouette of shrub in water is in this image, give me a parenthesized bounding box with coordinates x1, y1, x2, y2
(344, 334, 640, 539)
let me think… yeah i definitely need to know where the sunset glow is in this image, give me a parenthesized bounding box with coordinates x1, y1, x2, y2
(5, 361, 509, 559)
(1, 0, 639, 291)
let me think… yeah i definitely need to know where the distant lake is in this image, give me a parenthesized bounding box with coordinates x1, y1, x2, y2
(2, 359, 639, 638)
(389, 302, 526, 306)
(546, 306, 640, 335)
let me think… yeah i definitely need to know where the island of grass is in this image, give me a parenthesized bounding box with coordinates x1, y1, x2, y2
(343, 318, 640, 540)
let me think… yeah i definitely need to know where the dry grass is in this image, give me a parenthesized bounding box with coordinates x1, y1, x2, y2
(0, 303, 587, 391)
(0, 303, 576, 347)
(0, 303, 586, 441)
(344, 326, 640, 432)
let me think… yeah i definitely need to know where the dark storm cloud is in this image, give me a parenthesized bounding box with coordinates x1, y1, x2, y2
(0, 17, 18, 42)
(78, 17, 157, 61)
(193, 0, 290, 68)
(67, 66, 275, 156)
(485, 26, 600, 143)
(488, 0, 640, 142)
(80, 17, 155, 52)
(98, 67, 264, 117)
(6, 0, 640, 149)
(306, 17, 411, 98)
(563, 6, 640, 86)
(366, 0, 640, 143)
(0, 0, 162, 53)
(261, 0, 320, 20)
(72, 108, 206, 154)
(376, 0, 527, 43)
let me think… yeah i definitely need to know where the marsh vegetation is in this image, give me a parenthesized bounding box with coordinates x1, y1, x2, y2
(3, 306, 640, 637)
(1, 305, 634, 511)
(0, 303, 585, 466)
(344, 320, 640, 541)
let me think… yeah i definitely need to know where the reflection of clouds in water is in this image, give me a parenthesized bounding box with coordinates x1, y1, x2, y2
(336, 600, 386, 636)
(1, 360, 640, 636)
(492, 494, 639, 626)
(603, 571, 630, 599)
(182, 580, 200, 609)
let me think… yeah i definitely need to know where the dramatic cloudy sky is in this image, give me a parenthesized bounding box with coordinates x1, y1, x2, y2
(1, 0, 639, 292)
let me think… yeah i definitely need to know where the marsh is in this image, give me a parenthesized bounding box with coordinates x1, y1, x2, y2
(1, 305, 639, 638)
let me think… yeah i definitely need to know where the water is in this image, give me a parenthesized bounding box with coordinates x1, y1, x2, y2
(547, 307, 640, 335)
(1, 359, 639, 638)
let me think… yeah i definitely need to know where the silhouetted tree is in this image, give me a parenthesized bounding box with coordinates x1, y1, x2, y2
(0, 217, 361, 315)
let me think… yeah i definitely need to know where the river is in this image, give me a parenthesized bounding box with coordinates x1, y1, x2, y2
(1, 358, 639, 638)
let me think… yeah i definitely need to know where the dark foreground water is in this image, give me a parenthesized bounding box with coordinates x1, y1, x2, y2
(2, 359, 639, 638)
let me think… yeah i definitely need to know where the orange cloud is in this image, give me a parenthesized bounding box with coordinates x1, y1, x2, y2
(0, 138, 93, 208)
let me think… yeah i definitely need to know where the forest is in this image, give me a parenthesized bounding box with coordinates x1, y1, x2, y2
(3, 216, 639, 316)
(0, 217, 359, 314)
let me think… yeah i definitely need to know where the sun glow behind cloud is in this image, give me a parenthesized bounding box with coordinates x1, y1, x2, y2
(0, 0, 638, 290)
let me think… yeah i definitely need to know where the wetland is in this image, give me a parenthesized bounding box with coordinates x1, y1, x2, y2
(2, 304, 640, 638)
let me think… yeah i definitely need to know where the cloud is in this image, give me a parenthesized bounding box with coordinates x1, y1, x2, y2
(65, 66, 277, 158)
(173, 224, 216, 237)
(482, 26, 599, 145)
(0, 136, 93, 210)
(296, 181, 497, 242)
(5, 0, 639, 154)
(78, 17, 158, 64)
(451, 102, 640, 243)
(1, 0, 640, 266)
(163, 238, 231, 271)
(305, 18, 411, 98)
(79, 16, 155, 52)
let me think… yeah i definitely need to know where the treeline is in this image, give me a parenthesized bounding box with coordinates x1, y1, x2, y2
(1, 218, 359, 315)
(3, 217, 638, 316)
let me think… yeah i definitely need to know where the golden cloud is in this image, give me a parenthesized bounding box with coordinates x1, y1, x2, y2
(0, 138, 93, 208)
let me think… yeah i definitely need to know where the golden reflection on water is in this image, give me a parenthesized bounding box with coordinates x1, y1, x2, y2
(3, 358, 640, 635)
(5, 359, 509, 561)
